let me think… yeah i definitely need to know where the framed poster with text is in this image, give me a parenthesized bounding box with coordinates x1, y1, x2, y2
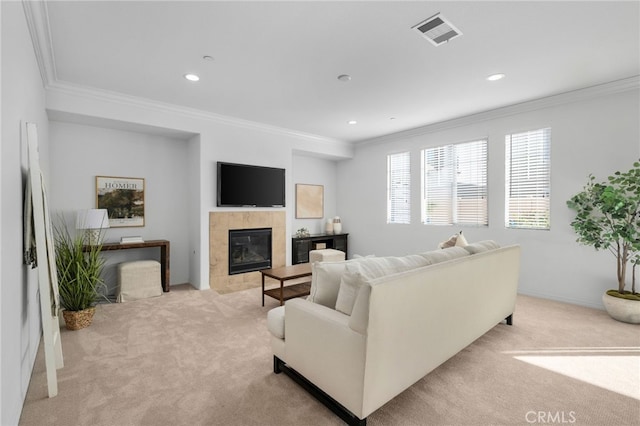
(96, 176, 145, 227)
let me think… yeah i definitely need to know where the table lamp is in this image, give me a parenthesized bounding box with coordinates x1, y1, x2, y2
(76, 209, 109, 245)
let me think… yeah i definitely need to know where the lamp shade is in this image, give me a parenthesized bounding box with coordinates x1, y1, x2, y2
(76, 209, 110, 230)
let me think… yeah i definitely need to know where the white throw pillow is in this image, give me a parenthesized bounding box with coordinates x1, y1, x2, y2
(308, 261, 349, 308)
(438, 234, 458, 249)
(439, 231, 469, 249)
(455, 232, 469, 247)
(335, 266, 366, 315)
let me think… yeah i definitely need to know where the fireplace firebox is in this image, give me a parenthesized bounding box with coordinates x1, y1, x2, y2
(228, 228, 272, 275)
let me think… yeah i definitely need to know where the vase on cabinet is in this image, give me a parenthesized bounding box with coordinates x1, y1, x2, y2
(333, 217, 342, 234)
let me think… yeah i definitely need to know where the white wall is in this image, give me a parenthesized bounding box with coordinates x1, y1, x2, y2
(44, 87, 354, 290)
(292, 153, 338, 236)
(337, 87, 640, 309)
(1, 2, 50, 424)
(187, 134, 202, 289)
(48, 121, 192, 296)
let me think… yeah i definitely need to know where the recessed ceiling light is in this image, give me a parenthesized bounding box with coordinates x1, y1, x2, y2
(202, 55, 214, 61)
(487, 73, 505, 81)
(348, 120, 357, 125)
(338, 74, 352, 82)
(184, 73, 200, 82)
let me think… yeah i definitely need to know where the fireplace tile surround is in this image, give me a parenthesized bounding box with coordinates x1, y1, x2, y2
(209, 211, 286, 294)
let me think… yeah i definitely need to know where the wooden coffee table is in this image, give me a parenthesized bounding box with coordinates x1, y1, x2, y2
(261, 263, 312, 306)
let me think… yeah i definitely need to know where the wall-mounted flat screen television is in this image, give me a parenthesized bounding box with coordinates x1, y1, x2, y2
(217, 162, 286, 207)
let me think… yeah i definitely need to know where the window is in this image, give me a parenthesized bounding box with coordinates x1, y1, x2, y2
(387, 152, 411, 224)
(421, 139, 488, 226)
(505, 128, 551, 230)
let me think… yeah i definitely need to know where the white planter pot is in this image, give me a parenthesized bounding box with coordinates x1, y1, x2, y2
(602, 293, 640, 324)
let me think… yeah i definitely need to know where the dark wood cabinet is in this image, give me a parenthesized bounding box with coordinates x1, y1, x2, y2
(292, 233, 348, 264)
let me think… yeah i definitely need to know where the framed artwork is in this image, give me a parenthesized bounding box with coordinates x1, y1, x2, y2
(96, 176, 145, 227)
(296, 184, 323, 219)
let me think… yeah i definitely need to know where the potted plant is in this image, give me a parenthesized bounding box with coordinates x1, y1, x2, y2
(54, 220, 106, 330)
(566, 160, 640, 324)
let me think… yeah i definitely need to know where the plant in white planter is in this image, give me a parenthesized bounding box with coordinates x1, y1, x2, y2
(567, 160, 640, 323)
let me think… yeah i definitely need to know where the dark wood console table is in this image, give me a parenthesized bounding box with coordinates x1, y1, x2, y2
(292, 233, 348, 264)
(86, 240, 171, 292)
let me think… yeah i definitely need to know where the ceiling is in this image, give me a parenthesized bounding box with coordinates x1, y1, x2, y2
(42, 1, 640, 143)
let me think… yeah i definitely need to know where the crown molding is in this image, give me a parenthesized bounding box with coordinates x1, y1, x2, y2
(45, 81, 345, 146)
(357, 75, 640, 147)
(22, 0, 57, 87)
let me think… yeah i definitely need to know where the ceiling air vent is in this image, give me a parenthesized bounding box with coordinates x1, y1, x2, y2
(412, 13, 462, 46)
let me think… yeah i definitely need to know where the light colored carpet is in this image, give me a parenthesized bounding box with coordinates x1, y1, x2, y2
(20, 285, 640, 426)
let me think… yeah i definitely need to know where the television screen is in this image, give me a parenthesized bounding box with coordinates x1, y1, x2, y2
(217, 162, 286, 207)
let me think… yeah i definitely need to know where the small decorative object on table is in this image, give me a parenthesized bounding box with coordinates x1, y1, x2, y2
(295, 228, 310, 238)
(332, 216, 342, 234)
(325, 219, 334, 234)
(121, 236, 144, 244)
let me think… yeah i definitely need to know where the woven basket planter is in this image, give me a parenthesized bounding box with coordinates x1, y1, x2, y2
(62, 307, 96, 330)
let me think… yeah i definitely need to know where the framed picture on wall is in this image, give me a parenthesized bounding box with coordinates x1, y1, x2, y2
(295, 184, 324, 219)
(96, 176, 145, 227)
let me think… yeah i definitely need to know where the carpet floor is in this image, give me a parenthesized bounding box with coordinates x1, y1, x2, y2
(19, 285, 640, 426)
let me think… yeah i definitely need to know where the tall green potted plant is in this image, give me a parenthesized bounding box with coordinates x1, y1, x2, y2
(566, 160, 640, 324)
(54, 221, 106, 330)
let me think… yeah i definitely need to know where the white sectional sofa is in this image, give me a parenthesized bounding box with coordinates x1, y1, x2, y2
(267, 241, 521, 425)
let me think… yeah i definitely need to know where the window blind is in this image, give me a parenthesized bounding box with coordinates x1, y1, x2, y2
(387, 152, 411, 224)
(422, 140, 488, 226)
(505, 128, 551, 230)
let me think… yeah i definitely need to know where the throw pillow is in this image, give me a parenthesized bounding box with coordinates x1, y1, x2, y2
(308, 261, 349, 308)
(439, 231, 469, 249)
(335, 266, 366, 315)
(438, 234, 458, 249)
(455, 231, 469, 247)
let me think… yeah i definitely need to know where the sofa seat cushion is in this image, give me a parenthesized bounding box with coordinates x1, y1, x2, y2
(267, 306, 286, 339)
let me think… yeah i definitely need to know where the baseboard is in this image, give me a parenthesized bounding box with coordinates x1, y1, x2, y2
(517, 290, 605, 310)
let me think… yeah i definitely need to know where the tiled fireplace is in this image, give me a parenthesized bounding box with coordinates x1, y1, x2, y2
(209, 211, 286, 294)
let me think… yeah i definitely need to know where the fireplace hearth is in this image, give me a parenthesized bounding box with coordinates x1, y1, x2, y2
(228, 228, 272, 275)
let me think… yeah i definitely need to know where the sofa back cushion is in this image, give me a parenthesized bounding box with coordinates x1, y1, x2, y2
(419, 246, 470, 265)
(463, 240, 500, 254)
(310, 255, 431, 310)
(334, 255, 430, 315)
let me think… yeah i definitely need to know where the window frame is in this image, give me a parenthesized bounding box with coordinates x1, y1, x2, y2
(504, 127, 551, 230)
(421, 138, 489, 226)
(386, 151, 411, 224)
